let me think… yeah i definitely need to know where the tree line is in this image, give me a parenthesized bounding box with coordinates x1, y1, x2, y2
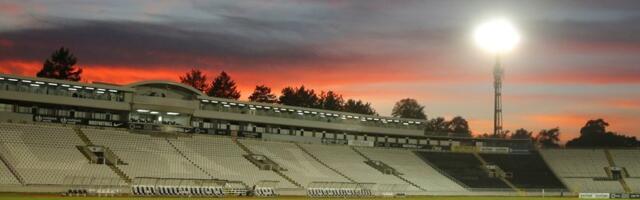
(477, 118, 639, 149)
(179, 69, 378, 115)
(33, 47, 640, 148)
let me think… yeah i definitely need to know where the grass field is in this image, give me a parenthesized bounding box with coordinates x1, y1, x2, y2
(0, 194, 581, 200)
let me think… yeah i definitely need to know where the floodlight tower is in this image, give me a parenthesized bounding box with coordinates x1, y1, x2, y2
(493, 54, 503, 136)
(474, 18, 520, 136)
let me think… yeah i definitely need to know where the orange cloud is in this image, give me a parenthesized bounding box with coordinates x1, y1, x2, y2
(467, 118, 494, 135)
(0, 60, 40, 75)
(609, 99, 640, 110)
(2, 59, 640, 141)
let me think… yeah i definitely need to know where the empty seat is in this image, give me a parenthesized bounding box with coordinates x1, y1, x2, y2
(358, 147, 466, 192)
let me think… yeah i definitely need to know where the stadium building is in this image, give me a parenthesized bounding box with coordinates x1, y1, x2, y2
(0, 72, 638, 198)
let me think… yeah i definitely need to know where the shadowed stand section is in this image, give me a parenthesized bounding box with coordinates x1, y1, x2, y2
(416, 151, 509, 190)
(472, 152, 521, 193)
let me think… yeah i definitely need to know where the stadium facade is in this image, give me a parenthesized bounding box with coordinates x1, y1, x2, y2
(0, 72, 638, 198)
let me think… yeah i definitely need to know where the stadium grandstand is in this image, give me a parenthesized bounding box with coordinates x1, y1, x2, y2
(0, 72, 639, 198)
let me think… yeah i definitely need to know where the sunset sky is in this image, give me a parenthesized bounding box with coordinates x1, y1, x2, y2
(0, 0, 639, 141)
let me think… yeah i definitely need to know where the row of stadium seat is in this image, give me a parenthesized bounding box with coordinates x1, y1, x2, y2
(541, 149, 627, 193)
(541, 149, 610, 177)
(479, 152, 565, 189)
(610, 150, 640, 177)
(64, 188, 122, 197)
(1, 122, 639, 195)
(240, 139, 349, 186)
(132, 185, 224, 196)
(416, 151, 509, 189)
(168, 135, 295, 188)
(307, 188, 373, 197)
(357, 147, 467, 192)
(0, 123, 120, 185)
(253, 187, 277, 197)
(83, 129, 211, 180)
(299, 144, 407, 186)
(0, 156, 19, 185)
(625, 178, 640, 192)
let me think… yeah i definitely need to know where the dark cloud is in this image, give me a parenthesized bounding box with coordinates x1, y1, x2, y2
(0, 19, 336, 68)
(528, 16, 640, 46)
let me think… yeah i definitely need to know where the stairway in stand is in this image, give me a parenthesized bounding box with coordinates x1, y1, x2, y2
(350, 146, 427, 192)
(604, 149, 632, 193)
(295, 143, 356, 183)
(233, 139, 303, 188)
(165, 138, 214, 179)
(73, 127, 131, 183)
(0, 145, 25, 185)
(473, 152, 521, 193)
(73, 127, 94, 146)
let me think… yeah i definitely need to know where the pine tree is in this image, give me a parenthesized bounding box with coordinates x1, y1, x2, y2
(36, 47, 83, 81)
(278, 85, 318, 108)
(248, 85, 277, 103)
(343, 99, 377, 115)
(206, 71, 241, 99)
(179, 69, 209, 92)
(318, 91, 344, 111)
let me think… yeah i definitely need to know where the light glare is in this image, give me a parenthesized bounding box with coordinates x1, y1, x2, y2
(474, 18, 520, 53)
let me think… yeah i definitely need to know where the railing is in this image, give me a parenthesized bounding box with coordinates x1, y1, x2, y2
(0, 81, 125, 102)
(200, 105, 425, 131)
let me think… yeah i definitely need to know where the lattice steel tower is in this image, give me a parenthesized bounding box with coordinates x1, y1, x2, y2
(493, 55, 503, 136)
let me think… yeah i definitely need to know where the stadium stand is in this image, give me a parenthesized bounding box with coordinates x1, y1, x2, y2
(0, 123, 120, 185)
(82, 128, 209, 180)
(610, 150, 640, 177)
(239, 139, 349, 187)
(541, 149, 626, 193)
(540, 149, 609, 177)
(0, 158, 19, 185)
(563, 178, 624, 193)
(417, 151, 509, 189)
(298, 143, 407, 186)
(168, 135, 296, 188)
(356, 147, 467, 192)
(3, 73, 640, 197)
(625, 178, 640, 192)
(479, 152, 565, 189)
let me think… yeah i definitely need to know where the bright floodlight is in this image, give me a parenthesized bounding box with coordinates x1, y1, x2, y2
(474, 18, 520, 53)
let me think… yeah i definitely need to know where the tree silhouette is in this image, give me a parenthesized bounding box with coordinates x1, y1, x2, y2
(179, 69, 208, 92)
(343, 99, 377, 115)
(248, 85, 277, 103)
(477, 130, 510, 139)
(36, 47, 82, 81)
(511, 128, 533, 140)
(278, 85, 318, 108)
(447, 116, 472, 137)
(391, 98, 426, 119)
(425, 117, 448, 136)
(566, 119, 639, 147)
(318, 91, 344, 111)
(206, 71, 241, 99)
(535, 128, 561, 148)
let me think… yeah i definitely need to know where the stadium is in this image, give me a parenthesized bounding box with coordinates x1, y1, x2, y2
(0, 72, 638, 200)
(1, 1, 640, 200)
